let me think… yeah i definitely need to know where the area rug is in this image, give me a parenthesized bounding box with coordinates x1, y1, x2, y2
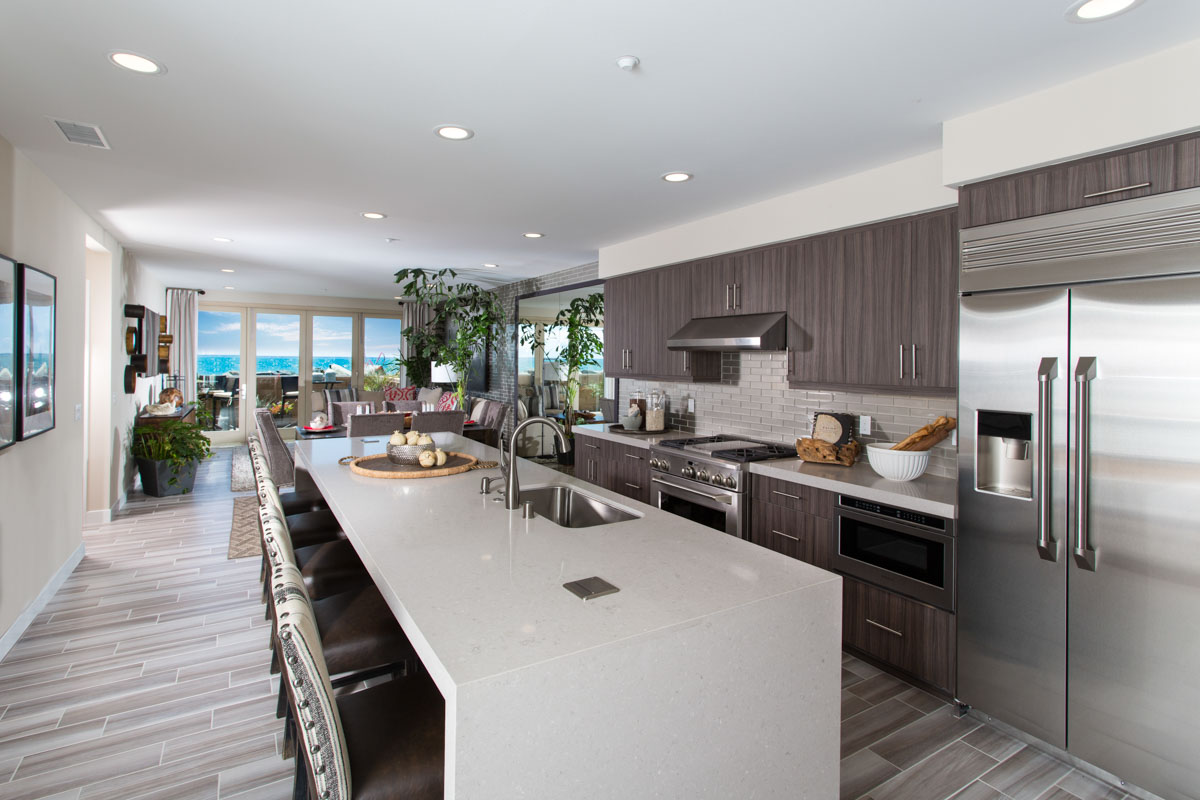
(230, 444, 294, 492)
(227, 495, 263, 560)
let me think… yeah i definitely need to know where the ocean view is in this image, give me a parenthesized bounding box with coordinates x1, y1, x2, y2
(198, 355, 359, 375)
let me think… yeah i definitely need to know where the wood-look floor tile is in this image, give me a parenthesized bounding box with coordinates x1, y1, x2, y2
(78, 736, 277, 800)
(841, 698, 926, 758)
(15, 712, 209, 780)
(59, 674, 230, 728)
(1038, 788, 1083, 800)
(2, 743, 164, 800)
(161, 714, 280, 766)
(108, 679, 272, 738)
(0, 663, 147, 710)
(871, 741, 998, 800)
(962, 725, 1025, 762)
(980, 746, 1073, 800)
(220, 776, 289, 800)
(843, 668, 865, 689)
(0, 718, 106, 763)
(0, 708, 65, 742)
(869, 705, 981, 770)
(211, 693, 277, 729)
(0, 756, 20, 783)
(119, 774, 221, 800)
(950, 781, 1008, 800)
(894, 687, 946, 715)
(847, 673, 911, 705)
(841, 748, 900, 800)
(213, 750, 292, 797)
(1052, 770, 1129, 800)
(0, 664, 71, 695)
(843, 689, 873, 721)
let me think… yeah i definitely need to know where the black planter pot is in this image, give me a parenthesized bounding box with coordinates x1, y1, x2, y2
(555, 438, 575, 466)
(136, 457, 199, 497)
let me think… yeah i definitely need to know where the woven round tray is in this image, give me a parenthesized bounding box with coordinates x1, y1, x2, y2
(338, 451, 486, 479)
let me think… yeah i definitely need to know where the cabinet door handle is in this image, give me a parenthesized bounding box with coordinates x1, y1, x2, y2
(733, 283, 740, 309)
(772, 529, 800, 542)
(624, 482, 641, 491)
(1083, 181, 1150, 199)
(683, 351, 689, 371)
(866, 619, 904, 638)
(898, 344, 905, 381)
(725, 284, 732, 310)
(623, 452, 643, 460)
(583, 442, 599, 450)
(626, 349, 632, 371)
(910, 344, 917, 380)
(771, 490, 801, 501)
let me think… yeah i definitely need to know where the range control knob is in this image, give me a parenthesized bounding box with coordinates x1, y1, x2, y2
(681, 466, 696, 479)
(712, 473, 726, 485)
(649, 458, 662, 470)
(724, 475, 737, 489)
(696, 470, 708, 482)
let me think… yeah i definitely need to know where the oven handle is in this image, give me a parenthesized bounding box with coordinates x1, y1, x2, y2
(651, 476, 733, 506)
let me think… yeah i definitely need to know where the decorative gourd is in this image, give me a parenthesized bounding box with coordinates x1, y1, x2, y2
(417, 434, 434, 446)
(389, 430, 407, 446)
(418, 449, 437, 468)
(434, 448, 447, 467)
(405, 430, 421, 446)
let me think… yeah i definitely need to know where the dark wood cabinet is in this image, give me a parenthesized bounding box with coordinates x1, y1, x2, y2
(656, 265, 721, 381)
(842, 576, 955, 695)
(748, 476, 833, 570)
(959, 132, 1200, 229)
(575, 435, 649, 503)
(685, 247, 789, 318)
(787, 209, 957, 393)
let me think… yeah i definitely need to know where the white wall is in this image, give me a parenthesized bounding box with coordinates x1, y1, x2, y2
(598, 151, 957, 277)
(0, 136, 159, 636)
(943, 36, 1200, 186)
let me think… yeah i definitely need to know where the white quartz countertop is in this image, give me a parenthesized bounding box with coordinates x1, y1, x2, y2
(750, 458, 958, 518)
(295, 433, 839, 692)
(571, 423, 693, 448)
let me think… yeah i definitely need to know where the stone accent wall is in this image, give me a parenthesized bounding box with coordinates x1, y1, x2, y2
(617, 352, 958, 479)
(478, 262, 601, 436)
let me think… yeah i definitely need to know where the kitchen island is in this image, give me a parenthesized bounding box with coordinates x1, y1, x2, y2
(296, 433, 841, 799)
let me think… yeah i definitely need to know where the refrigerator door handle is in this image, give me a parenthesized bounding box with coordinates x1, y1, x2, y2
(1073, 356, 1098, 571)
(1037, 357, 1060, 562)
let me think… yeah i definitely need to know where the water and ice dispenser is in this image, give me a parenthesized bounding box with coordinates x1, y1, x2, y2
(975, 411, 1033, 499)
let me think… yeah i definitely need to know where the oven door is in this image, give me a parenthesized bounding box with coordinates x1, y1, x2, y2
(650, 473, 742, 538)
(833, 507, 955, 610)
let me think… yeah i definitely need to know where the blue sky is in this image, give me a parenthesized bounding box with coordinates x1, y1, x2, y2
(198, 311, 403, 361)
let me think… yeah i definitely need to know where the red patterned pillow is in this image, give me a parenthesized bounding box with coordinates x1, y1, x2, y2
(437, 392, 458, 411)
(383, 384, 417, 402)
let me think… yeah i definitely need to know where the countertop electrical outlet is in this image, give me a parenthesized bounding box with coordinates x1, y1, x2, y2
(858, 415, 871, 435)
(687, 397, 695, 413)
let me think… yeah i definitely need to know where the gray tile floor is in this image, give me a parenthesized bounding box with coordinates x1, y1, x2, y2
(0, 445, 1145, 800)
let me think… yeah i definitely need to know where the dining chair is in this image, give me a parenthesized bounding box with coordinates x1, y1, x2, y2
(275, 591, 444, 800)
(410, 410, 466, 434)
(329, 400, 377, 427)
(386, 399, 422, 413)
(346, 412, 408, 437)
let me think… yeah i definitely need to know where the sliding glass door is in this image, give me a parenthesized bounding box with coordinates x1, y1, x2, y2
(197, 307, 247, 443)
(254, 312, 301, 434)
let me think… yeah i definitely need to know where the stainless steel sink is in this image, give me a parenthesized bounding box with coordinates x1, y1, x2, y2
(519, 486, 640, 528)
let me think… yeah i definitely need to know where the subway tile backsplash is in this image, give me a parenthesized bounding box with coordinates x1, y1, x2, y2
(618, 352, 958, 479)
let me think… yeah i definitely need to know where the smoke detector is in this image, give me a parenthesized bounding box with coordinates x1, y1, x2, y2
(616, 55, 640, 72)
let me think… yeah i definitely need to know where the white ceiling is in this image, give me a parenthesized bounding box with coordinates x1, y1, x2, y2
(1, 1, 1198, 298)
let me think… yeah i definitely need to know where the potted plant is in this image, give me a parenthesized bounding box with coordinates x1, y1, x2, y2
(519, 291, 604, 463)
(393, 268, 505, 409)
(131, 402, 213, 496)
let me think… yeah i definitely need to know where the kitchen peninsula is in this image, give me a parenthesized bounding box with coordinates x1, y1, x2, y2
(296, 433, 841, 799)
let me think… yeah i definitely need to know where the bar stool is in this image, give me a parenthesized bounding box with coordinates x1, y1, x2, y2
(260, 507, 368, 602)
(249, 438, 342, 546)
(275, 590, 444, 800)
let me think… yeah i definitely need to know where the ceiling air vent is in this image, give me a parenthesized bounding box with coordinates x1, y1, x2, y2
(52, 119, 109, 149)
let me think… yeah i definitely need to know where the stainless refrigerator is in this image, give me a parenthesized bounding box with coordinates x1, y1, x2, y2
(957, 188, 1200, 800)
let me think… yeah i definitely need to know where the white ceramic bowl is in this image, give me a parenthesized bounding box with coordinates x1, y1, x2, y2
(865, 443, 930, 482)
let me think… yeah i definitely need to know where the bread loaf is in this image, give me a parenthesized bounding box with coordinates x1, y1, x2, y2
(796, 437, 861, 467)
(892, 416, 957, 452)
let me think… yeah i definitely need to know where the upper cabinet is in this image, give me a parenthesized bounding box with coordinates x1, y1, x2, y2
(959, 132, 1200, 229)
(787, 209, 958, 394)
(606, 267, 720, 382)
(688, 248, 789, 317)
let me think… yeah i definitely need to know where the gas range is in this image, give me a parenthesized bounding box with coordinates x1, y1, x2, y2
(648, 435, 797, 539)
(650, 435, 796, 491)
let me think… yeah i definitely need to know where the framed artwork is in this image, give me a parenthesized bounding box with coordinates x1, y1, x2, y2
(0, 255, 15, 450)
(17, 264, 55, 439)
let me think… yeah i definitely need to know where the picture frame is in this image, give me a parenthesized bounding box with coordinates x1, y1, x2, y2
(17, 264, 55, 440)
(0, 254, 16, 450)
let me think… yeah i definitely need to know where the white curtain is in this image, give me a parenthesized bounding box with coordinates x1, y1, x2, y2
(167, 289, 199, 405)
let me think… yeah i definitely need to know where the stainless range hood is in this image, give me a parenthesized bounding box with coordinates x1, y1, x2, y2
(666, 312, 787, 351)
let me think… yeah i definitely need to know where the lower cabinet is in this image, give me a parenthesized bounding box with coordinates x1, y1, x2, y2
(842, 576, 956, 695)
(749, 500, 831, 570)
(574, 436, 649, 504)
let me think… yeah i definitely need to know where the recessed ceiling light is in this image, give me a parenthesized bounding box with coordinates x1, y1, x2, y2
(435, 125, 475, 141)
(220, 268, 235, 273)
(523, 232, 544, 239)
(213, 237, 233, 243)
(1065, 0, 1144, 22)
(393, 296, 403, 300)
(361, 212, 387, 220)
(661, 172, 693, 183)
(223, 286, 235, 290)
(385, 237, 402, 243)
(482, 263, 498, 268)
(108, 51, 164, 74)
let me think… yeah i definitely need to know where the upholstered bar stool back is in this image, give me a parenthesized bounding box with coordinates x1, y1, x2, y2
(410, 410, 466, 434)
(346, 412, 408, 437)
(254, 408, 296, 485)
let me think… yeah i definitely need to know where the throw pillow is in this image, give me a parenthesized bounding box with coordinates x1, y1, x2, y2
(469, 399, 489, 422)
(437, 392, 458, 412)
(417, 387, 442, 411)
